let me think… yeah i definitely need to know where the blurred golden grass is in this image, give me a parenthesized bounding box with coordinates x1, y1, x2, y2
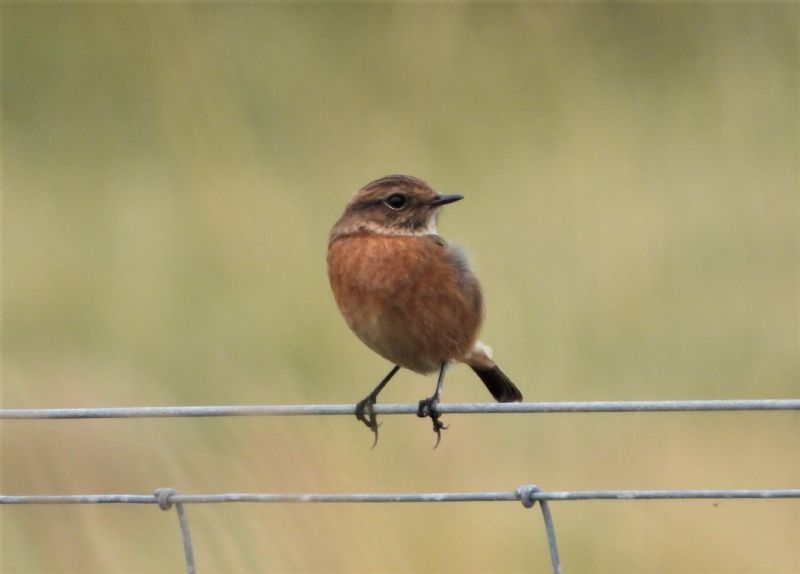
(3, 4, 798, 573)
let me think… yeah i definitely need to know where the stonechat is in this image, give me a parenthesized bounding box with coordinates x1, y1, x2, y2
(328, 175, 523, 446)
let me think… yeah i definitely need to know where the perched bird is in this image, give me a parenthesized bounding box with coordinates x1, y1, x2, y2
(327, 175, 522, 446)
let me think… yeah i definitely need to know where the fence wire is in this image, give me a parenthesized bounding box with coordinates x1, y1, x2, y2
(3, 488, 800, 505)
(3, 486, 799, 574)
(2, 398, 798, 574)
(1, 398, 798, 419)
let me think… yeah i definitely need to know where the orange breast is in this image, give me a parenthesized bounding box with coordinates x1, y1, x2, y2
(327, 234, 483, 373)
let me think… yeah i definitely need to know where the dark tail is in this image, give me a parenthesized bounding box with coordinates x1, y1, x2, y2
(471, 365, 523, 403)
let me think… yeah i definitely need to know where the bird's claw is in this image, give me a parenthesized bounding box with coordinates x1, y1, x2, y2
(417, 396, 448, 448)
(355, 395, 381, 448)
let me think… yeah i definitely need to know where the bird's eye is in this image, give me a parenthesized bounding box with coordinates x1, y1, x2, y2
(383, 194, 407, 210)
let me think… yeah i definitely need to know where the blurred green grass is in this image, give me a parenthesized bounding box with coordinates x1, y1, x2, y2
(2, 4, 798, 573)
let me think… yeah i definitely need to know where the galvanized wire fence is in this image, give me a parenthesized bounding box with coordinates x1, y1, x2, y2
(2, 399, 799, 574)
(2, 398, 797, 418)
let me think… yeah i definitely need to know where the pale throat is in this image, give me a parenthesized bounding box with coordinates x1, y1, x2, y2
(330, 209, 443, 242)
(357, 217, 439, 237)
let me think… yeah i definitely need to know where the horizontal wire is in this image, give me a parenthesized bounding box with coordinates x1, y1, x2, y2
(2, 488, 799, 505)
(1, 399, 798, 419)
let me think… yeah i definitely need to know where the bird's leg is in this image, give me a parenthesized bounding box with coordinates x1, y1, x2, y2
(355, 365, 401, 447)
(417, 362, 449, 448)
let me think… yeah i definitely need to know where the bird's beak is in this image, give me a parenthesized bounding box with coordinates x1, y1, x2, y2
(429, 194, 464, 207)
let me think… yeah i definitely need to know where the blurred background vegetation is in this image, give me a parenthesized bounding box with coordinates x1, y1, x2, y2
(2, 3, 798, 573)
